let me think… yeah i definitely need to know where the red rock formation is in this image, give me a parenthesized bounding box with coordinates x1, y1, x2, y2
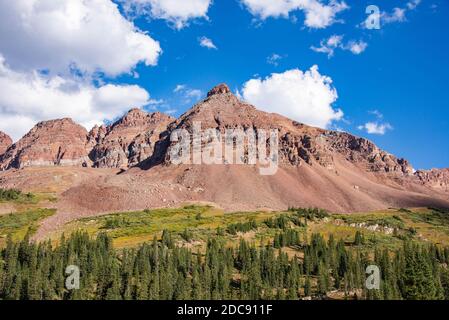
(414, 168, 449, 192)
(89, 108, 174, 168)
(0, 118, 91, 170)
(0, 131, 12, 156)
(207, 83, 230, 97)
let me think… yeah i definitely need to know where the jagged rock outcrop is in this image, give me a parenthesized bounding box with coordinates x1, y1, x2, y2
(89, 108, 174, 168)
(0, 131, 12, 156)
(414, 169, 449, 192)
(0, 118, 91, 170)
(325, 132, 413, 175)
(207, 83, 230, 97)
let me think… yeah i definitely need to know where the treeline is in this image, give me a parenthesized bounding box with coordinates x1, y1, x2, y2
(1, 231, 449, 300)
(288, 207, 330, 220)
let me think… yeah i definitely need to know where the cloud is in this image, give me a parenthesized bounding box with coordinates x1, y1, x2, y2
(383, 7, 407, 23)
(241, 66, 343, 129)
(368, 110, 384, 119)
(358, 122, 393, 135)
(198, 36, 218, 49)
(174, 84, 187, 93)
(407, 0, 421, 10)
(311, 35, 367, 57)
(0, 56, 151, 141)
(241, 0, 349, 28)
(186, 89, 203, 99)
(120, 0, 212, 29)
(311, 35, 343, 57)
(266, 53, 284, 66)
(0, 0, 161, 77)
(173, 84, 203, 103)
(345, 40, 368, 55)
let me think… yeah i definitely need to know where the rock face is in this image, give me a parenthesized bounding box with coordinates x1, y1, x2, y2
(207, 83, 230, 97)
(0, 119, 91, 170)
(0, 131, 12, 156)
(0, 109, 175, 170)
(324, 132, 414, 175)
(88, 108, 174, 168)
(163, 84, 414, 178)
(414, 169, 449, 192)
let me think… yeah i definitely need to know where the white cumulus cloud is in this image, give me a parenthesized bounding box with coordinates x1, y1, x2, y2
(0, 0, 161, 77)
(121, 0, 212, 29)
(311, 35, 367, 57)
(198, 36, 218, 50)
(311, 35, 343, 57)
(241, 66, 343, 129)
(358, 122, 393, 135)
(241, 0, 349, 28)
(174, 84, 187, 93)
(0, 56, 151, 141)
(345, 40, 368, 55)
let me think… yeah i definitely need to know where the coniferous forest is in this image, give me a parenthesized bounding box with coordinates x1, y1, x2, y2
(1, 228, 449, 300)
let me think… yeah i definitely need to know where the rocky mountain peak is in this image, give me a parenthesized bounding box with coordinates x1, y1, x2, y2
(0, 118, 91, 170)
(119, 108, 148, 122)
(0, 131, 12, 155)
(89, 109, 174, 168)
(111, 109, 172, 129)
(207, 83, 231, 97)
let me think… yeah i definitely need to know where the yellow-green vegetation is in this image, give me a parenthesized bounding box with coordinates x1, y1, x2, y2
(61, 205, 280, 248)
(0, 188, 57, 215)
(57, 205, 449, 252)
(0, 208, 56, 245)
(0, 188, 37, 204)
(0, 188, 58, 246)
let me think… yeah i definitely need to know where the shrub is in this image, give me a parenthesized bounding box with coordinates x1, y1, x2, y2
(227, 219, 258, 235)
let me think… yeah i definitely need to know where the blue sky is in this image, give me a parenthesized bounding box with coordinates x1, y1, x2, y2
(0, 0, 447, 170)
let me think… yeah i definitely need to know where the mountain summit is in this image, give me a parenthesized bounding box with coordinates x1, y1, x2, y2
(207, 83, 231, 96)
(0, 118, 90, 170)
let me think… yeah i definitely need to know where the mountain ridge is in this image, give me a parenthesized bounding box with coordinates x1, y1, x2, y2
(0, 84, 448, 225)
